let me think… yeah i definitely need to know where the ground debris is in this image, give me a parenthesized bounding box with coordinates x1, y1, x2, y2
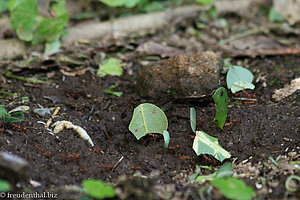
(272, 77, 300, 101)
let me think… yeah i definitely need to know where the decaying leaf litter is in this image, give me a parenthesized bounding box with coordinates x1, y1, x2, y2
(0, 0, 299, 199)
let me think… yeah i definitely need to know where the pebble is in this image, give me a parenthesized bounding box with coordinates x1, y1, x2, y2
(137, 51, 221, 99)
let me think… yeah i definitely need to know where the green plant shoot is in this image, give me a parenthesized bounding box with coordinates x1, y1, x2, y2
(193, 131, 231, 162)
(190, 107, 196, 133)
(82, 179, 115, 199)
(212, 87, 228, 129)
(129, 103, 169, 148)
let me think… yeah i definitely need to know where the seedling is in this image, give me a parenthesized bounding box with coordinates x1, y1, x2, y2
(97, 58, 123, 77)
(0, 105, 24, 123)
(129, 103, 170, 149)
(212, 87, 228, 129)
(226, 65, 255, 93)
(82, 179, 115, 199)
(191, 162, 255, 200)
(285, 175, 300, 192)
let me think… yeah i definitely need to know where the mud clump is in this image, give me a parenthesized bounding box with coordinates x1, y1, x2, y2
(137, 51, 221, 99)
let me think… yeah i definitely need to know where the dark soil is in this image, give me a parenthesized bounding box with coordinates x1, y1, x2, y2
(0, 53, 299, 199)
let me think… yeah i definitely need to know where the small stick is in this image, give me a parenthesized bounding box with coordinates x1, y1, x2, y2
(233, 97, 257, 101)
(110, 156, 124, 174)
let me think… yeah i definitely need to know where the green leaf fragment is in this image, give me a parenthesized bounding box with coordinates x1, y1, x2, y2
(0, 106, 7, 117)
(190, 107, 197, 133)
(97, 58, 123, 77)
(44, 39, 61, 56)
(195, 0, 214, 5)
(193, 131, 231, 162)
(4, 111, 24, 123)
(129, 103, 168, 140)
(268, 7, 285, 22)
(231, 81, 255, 93)
(213, 87, 228, 129)
(226, 66, 254, 89)
(163, 130, 170, 149)
(0, 179, 11, 192)
(215, 162, 233, 178)
(211, 177, 255, 200)
(32, 0, 68, 45)
(9, 0, 38, 41)
(104, 89, 123, 97)
(82, 179, 115, 199)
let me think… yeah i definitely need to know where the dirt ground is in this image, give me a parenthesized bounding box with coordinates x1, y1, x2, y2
(0, 1, 300, 200)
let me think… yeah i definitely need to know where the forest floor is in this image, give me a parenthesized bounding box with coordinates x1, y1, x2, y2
(0, 1, 299, 200)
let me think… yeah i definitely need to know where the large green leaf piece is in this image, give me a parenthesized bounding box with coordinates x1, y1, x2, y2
(32, 0, 68, 45)
(129, 103, 168, 140)
(212, 87, 228, 129)
(211, 177, 255, 200)
(82, 179, 115, 199)
(193, 131, 231, 162)
(9, 0, 38, 41)
(226, 66, 254, 90)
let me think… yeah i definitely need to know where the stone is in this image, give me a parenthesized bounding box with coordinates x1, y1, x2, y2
(137, 51, 221, 99)
(0, 152, 30, 184)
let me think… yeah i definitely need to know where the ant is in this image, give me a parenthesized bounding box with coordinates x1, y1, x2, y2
(201, 154, 218, 166)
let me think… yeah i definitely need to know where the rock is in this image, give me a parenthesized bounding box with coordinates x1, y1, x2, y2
(0, 152, 30, 184)
(137, 51, 221, 99)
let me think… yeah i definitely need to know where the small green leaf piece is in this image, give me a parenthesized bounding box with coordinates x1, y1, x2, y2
(212, 87, 228, 129)
(211, 177, 255, 200)
(104, 89, 123, 97)
(231, 81, 255, 93)
(163, 130, 170, 149)
(195, 0, 214, 5)
(190, 107, 196, 133)
(0, 106, 7, 117)
(129, 103, 168, 140)
(0, 179, 11, 192)
(193, 131, 231, 162)
(4, 111, 24, 123)
(215, 162, 233, 178)
(44, 39, 61, 56)
(268, 7, 285, 22)
(98, 0, 129, 7)
(82, 179, 115, 199)
(97, 58, 123, 77)
(9, 0, 38, 41)
(226, 66, 254, 89)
